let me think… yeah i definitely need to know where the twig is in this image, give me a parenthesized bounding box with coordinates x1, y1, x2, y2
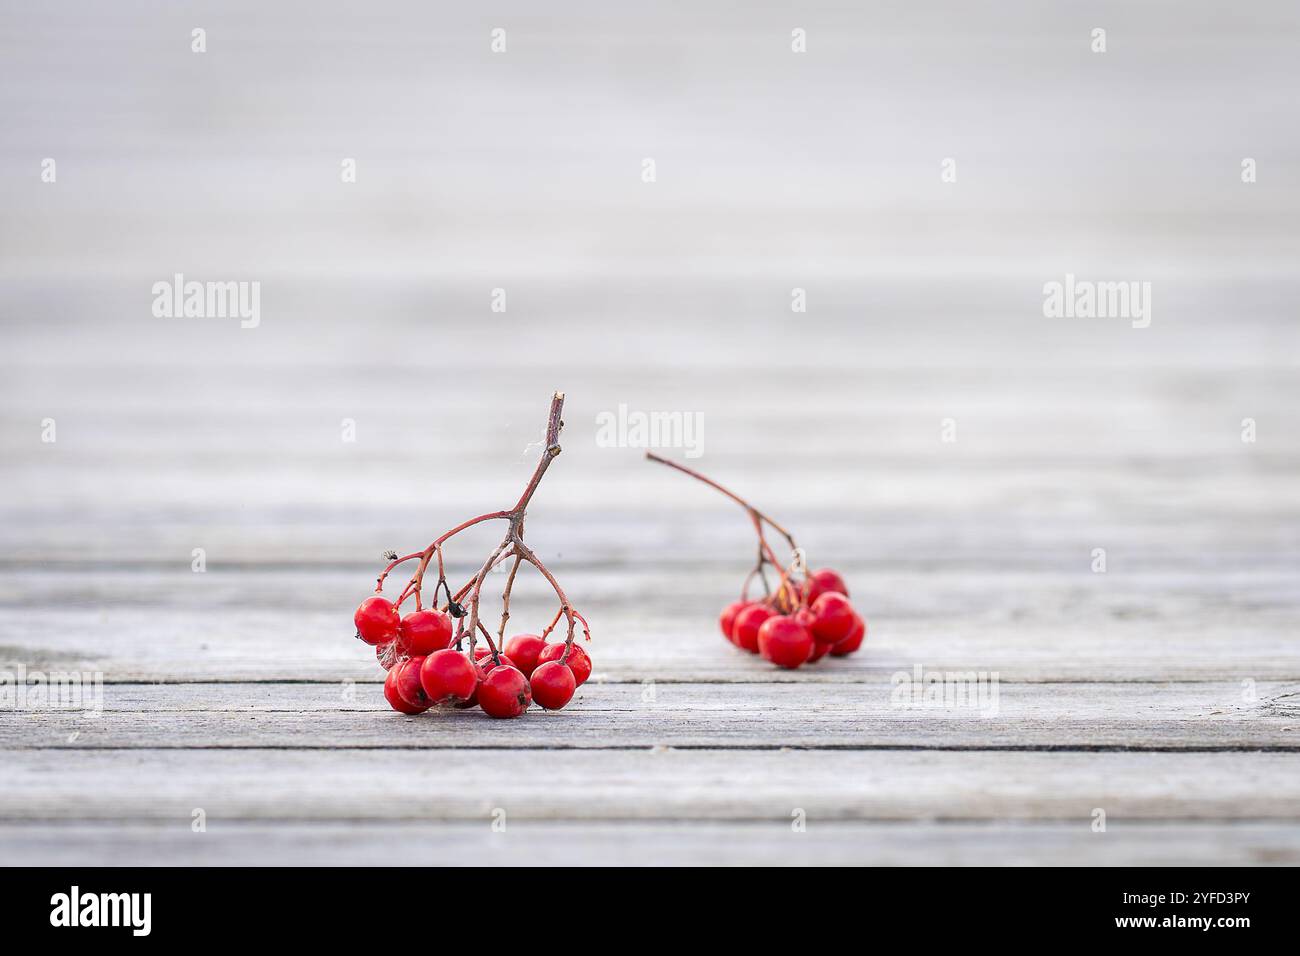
(646, 451, 805, 611)
(374, 391, 590, 660)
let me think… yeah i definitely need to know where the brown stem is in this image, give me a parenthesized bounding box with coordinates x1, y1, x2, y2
(497, 555, 522, 646)
(644, 452, 799, 552)
(539, 606, 564, 640)
(509, 395, 565, 514)
(646, 451, 804, 609)
(463, 533, 513, 658)
(475, 620, 501, 662)
(390, 392, 566, 612)
(376, 551, 421, 592)
(511, 537, 587, 658)
(377, 392, 590, 661)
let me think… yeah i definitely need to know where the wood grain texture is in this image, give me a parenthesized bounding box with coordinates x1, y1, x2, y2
(5, 821, 1297, 867)
(2, 682, 1297, 750)
(3, 565, 1299, 683)
(3, 749, 1298, 822)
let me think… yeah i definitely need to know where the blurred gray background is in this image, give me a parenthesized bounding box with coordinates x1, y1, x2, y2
(1, 1, 1297, 679)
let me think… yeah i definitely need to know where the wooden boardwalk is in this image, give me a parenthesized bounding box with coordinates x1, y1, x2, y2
(2, 379, 1298, 863)
(2, 2, 1299, 864)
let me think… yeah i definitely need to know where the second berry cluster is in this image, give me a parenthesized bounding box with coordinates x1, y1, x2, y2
(721, 567, 865, 668)
(647, 453, 867, 670)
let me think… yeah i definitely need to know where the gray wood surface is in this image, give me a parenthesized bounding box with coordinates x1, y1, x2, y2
(5, 822, 1297, 867)
(6, 749, 1299, 821)
(2, 0, 1298, 865)
(4, 682, 1298, 750)
(5, 564, 1300, 683)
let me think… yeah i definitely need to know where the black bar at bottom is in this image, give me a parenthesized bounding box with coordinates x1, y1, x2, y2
(0, 866, 1288, 942)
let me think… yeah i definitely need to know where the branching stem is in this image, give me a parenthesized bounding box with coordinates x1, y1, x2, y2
(645, 451, 806, 611)
(373, 392, 590, 664)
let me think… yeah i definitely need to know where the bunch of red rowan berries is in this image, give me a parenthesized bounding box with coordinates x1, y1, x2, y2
(354, 393, 592, 719)
(720, 567, 864, 668)
(647, 453, 866, 670)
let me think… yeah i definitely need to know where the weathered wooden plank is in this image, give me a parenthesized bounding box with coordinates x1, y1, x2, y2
(3, 364, 1298, 565)
(3, 820, 1297, 867)
(3, 495, 1296, 567)
(3, 749, 1297, 822)
(1, 681, 1295, 750)
(22, 679, 1299, 715)
(3, 567, 1298, 683)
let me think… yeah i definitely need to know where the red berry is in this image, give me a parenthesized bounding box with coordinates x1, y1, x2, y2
(535, 642, 592, 686)
(384, 665, 427, 714)
(757, 615, 814, 669)
(731, 604, 776, 653)
(419, 649, 479, 705)
(720, 601, 751, 644)
(503, 634, 547, 677)
(395, 656, 431, 709)
(531, 660, 576, 710)
(473, 647, 518, 673)
(803, 568, 849, 603)
(456, 652, 518, 709)
(398, 609, 453, 655)
(355, 596, 400, 645)
(457, 663, 484, 709)
(477, 665, 532, 719)
(794, 608, 829, 662)
(806, 639, 831, 663)
(830, 613, 866, 656)
(809, 592, 855, 643)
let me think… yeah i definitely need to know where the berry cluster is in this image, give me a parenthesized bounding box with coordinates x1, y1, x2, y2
(354, 393, 592, 718)
(647, 454, 866, 669)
